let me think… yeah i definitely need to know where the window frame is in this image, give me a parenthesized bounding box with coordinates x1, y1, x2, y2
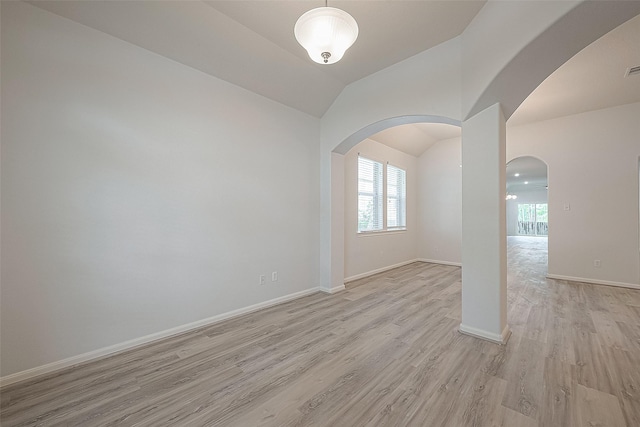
(357, 155, 407, 235)
(386, 163, 407, 231)
(357, 156, 384, 233)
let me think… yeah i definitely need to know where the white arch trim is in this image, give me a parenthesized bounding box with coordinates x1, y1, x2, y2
(467, 1, 640, 121)
(506, 155, 548, 167)
(332, 115, 461, 155)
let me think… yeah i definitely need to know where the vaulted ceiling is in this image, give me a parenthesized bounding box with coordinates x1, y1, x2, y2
(27, 1, 640, 156)
(370, 12, 640, 156)
(28, 0, 485, 118)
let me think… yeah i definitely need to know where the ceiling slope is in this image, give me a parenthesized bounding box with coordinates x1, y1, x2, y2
(28, 0, 344, 117)
(28, 0, 485, 117)
(509, 13, 640, 126)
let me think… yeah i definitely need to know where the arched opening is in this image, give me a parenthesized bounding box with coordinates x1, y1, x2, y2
(325, 116, 461, 291)
(458, 6, 640, 343)
(505, 156, 549, 284)
(506, 156, 549, 234)
(320, 5, 640, 337)
(332, 115, 461, 155)
(342, 122, 461, 282)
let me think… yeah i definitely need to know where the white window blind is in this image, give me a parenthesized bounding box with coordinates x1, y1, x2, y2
(358, 156, 383, 232)
(387, 164, 406, 229)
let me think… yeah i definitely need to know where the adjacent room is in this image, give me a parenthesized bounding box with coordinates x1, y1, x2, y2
(2, 1, 639, 426)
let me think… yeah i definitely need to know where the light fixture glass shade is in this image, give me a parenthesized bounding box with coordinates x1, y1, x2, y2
(294, 7, 358, 64)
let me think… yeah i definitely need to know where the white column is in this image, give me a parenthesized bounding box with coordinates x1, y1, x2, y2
(460, 103, 510, 344)
(319, 149, 345, 293)
(329, 152, 345, 293)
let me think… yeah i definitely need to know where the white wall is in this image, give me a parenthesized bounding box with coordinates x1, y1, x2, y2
(461, 0, 579, 118)
(319, 37, 462, 290)
(0, 2, 320, 377)
(506, 189, 548, 236)
(417, 138, 462, 264)
(343, 139, 418, 279)
(318, 2, 634, 291)
(508, 102, 640, 286)
(417, 102, 640, 287)
(321, 37, 462, 154)
(461, 1, 640, 120)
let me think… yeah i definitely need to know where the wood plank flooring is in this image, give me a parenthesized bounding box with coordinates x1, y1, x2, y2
(1, 236, 639, 426)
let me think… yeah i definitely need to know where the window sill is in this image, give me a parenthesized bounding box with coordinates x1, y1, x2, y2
(357, 229, 407, 237)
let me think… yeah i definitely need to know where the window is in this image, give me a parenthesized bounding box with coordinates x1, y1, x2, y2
(387, 164, 406, 229)
(358, 156, 383, 232)
(517, 203, 548, 235)
(357, 156, 406, 233)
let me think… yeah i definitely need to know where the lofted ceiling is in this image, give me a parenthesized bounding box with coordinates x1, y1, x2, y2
(370, 12, 640, 157)
(368, 123, 461, 157)
(509, 12, 640, 127)
(28, 0, 485, 118)
(207, 1, 485, 86)
(26, 1, 640, 156)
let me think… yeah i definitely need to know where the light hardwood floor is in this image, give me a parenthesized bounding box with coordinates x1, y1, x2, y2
(1, 236, 639, 426)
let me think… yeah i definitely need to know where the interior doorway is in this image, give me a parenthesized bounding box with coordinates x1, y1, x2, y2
(506, 156, 549, 277)
(506, 156, 549, 238)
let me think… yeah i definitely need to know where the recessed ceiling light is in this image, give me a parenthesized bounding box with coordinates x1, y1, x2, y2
(514, 173, 520, 177)
(524, 181, 529, 184)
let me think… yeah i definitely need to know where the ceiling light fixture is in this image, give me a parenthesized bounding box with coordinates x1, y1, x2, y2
(524, 181, 529, 184)
(514, 173, 520, 177)
(294, 1, 359, 64)
(506, 194, 518, 200)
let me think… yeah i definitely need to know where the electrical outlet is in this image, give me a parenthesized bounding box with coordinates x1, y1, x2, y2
(593, 260, 601, 268)
(259, 275, 266, 285)
(272, 271, 278, 282)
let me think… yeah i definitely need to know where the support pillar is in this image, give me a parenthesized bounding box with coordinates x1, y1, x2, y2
(460, 103, 510, 344)
(319, 149, 345, 294)
(329, 152, 345, 293)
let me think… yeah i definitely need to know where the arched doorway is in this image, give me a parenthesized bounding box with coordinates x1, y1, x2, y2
(342, 121, 461, 281)
(505, 156, 549, 280)
(506, 156, 549, 238)
(322, 116, 461, 293)
(319, 3, 640, 344)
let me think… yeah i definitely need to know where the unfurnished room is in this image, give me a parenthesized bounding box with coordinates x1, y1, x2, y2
(1, 1, 640, 426)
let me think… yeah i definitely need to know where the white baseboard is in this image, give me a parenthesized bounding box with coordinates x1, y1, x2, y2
(417, 258, 462, 267)
(459, 324, 511, 345)
(546, 274, 640, 290)
(0, 287, 322, 388)
(344, 259, 420, 283)
(319, 284, 346, 294)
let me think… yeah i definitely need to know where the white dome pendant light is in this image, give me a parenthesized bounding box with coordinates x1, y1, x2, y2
(294, 1, 358, 64)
